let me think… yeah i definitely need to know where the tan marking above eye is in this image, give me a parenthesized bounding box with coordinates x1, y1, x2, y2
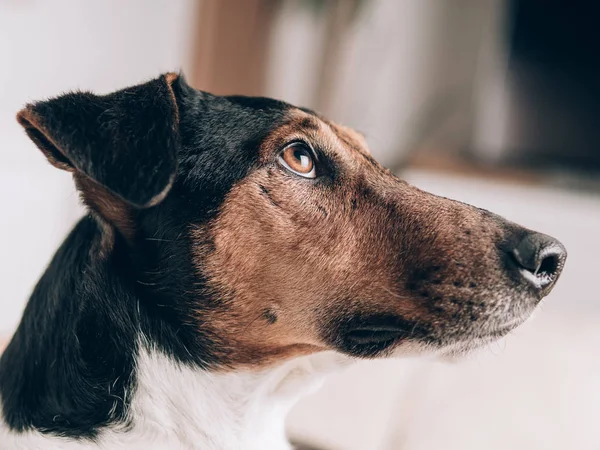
(278, 143, 316, 178)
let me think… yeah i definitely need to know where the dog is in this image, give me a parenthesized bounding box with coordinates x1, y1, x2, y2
(0, 73, 566, 449)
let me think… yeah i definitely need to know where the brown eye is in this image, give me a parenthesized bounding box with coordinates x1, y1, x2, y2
(278, 143, 316, 178)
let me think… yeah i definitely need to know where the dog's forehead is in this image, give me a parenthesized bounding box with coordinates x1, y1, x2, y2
(257, 108, 371, 162)
(182, 88, 370, 165)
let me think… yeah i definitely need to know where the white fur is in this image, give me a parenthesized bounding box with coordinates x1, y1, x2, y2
(0, 342, 351, 450)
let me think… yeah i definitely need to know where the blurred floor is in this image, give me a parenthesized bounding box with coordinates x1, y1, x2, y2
(287, 168, 600, 450)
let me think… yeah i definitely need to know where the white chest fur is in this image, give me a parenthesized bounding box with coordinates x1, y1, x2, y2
(0, 346, 350, 450)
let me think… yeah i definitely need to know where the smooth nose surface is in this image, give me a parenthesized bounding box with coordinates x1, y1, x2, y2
(511, 232, 567, 293)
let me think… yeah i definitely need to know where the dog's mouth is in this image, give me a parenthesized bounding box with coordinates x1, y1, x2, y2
(330, 296, 537, 358)
(345, 326, 410, 346)
(340, 325, 413, 357)
(330, 314, 433, 357)
(342, 322, 514, 356)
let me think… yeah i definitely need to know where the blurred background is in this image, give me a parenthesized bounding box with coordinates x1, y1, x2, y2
(1, 1, 599, 449)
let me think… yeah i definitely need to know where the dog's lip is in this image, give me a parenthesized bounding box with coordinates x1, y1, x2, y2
(344, 325, 411, 345)
(442, 324, 519, 354)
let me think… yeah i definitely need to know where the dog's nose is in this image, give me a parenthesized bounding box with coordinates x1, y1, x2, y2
(510, 232, 567, 293)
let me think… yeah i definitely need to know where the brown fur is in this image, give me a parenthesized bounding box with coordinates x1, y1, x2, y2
(74, 174, 136, 249)
(190, 110, 522, 369)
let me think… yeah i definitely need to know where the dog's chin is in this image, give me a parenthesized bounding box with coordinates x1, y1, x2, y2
(389, 316, 530, 362)
(433, 318, 529, 362)
(435, 337, 502, 363)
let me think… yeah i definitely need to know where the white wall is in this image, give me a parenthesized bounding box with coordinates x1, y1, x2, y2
(0, 0, 196, 334)
(266, 0, 505, 169)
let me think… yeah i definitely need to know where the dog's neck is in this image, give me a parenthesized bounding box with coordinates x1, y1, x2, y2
(1, 346, 346, 450)
(128, 346, 347, 450)
(1, 345, 346, 450)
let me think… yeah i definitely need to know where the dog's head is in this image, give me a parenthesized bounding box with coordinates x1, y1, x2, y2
(17, 73, 566, 369)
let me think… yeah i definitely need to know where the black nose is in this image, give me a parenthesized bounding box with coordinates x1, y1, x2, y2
(511, 232, 567, 293)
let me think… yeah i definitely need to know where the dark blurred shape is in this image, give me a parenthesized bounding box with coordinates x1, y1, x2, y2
(504, 0, 600, 172)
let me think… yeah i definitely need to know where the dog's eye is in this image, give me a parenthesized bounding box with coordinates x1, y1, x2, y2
(278, 143, 316, 178)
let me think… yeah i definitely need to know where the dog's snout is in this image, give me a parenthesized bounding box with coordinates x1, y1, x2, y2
(510, 232, 567, 293)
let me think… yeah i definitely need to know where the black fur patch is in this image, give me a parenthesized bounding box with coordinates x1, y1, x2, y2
(0, 218, 136, 438)
(17, 74, 179, 208)
(0, 74, 294, 439)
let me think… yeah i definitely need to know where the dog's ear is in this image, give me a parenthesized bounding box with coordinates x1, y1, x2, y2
(16, 73, 180, 209)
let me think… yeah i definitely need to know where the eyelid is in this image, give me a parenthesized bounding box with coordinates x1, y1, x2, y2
(282, 140, 318, 160)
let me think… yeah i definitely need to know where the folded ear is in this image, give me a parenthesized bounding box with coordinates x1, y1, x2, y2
(17, 73, 180, 208)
